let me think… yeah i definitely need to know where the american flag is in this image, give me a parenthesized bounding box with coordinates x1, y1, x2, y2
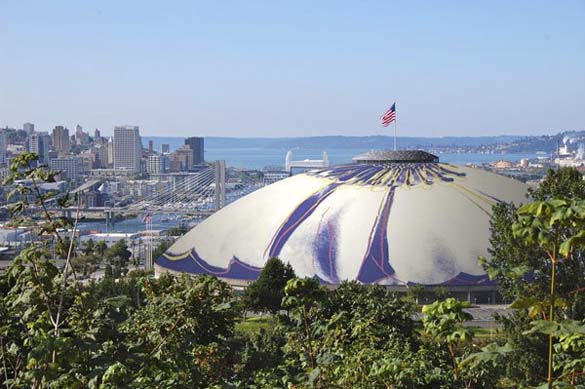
(381, 103, 396, 127)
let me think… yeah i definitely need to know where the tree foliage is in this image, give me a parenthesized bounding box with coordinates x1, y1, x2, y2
(478, 167, 585, 387)
(243, 257, 296, 314)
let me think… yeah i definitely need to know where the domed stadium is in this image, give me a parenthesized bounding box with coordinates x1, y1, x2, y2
(156, 150, 527, 295)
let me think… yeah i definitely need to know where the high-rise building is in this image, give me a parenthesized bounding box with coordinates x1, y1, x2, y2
(0, 130, 6, 166)
(107, 137, 114, 167)
(28, 132, 51, 164)
(75, 124, 90, 145)
(146, 154, 163, 174)
(94, 129, 101, 141)
(161, 144, 170, 154)
(169, 145, 193, 172)
(23, 122, 35, 134)
(52, 126, 71, 153)
(49, 156, 84, 180)
(148, 140, 154, 153)
(91, 143, 108, 168)
(184, 137, 204, 167)
(113, 126, 142, 172)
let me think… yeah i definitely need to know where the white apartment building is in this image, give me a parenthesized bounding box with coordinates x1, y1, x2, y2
(113, 126, 142, 172)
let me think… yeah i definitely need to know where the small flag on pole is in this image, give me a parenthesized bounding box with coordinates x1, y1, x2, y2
(381, 103, 396, 127)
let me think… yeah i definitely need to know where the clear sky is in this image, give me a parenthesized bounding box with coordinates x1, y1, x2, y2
(1, 1, 584, 137)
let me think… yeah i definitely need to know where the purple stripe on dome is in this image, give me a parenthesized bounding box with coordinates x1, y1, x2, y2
(267, 183, 341, 258)
(354, 166, 383, 182)
(476, 190, 504, 203)
(357, 189, 396, 283)
(438, 164, 467, 177)
(156, 250, 262, 280)
(313, 210, 340, 284)
(309, 163, 466, 188)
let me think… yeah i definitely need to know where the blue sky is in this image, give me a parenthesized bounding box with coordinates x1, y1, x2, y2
(1, 1, 584, 137)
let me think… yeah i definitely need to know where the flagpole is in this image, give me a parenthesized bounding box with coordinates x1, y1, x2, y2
(393, 105, 397, 151)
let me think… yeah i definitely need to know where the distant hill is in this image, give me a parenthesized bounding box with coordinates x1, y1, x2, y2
(203, 135, 524, 149)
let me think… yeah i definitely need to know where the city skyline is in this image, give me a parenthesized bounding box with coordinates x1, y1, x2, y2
(1, 1, 584, 137)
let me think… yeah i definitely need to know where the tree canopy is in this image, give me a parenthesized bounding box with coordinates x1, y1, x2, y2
(243, 257, 296, 314)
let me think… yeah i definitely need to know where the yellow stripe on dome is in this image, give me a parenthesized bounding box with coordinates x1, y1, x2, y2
(163, 251, 192, 261)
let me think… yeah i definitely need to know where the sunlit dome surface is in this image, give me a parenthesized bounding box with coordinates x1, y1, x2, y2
(156, 151, 527, 287)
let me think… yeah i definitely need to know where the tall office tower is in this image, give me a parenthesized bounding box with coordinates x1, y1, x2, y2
(184, 137, 204, 167)
(94, 128, 101, 141)
(23, 122, 35, 134)
(28, 132, 51, 164)
(113, 125, 143, 172)
(148, 140, 154, 153)
(0, 130, 6, 166)
(52, 126, 71, 153)
(161, 144, 170, 154)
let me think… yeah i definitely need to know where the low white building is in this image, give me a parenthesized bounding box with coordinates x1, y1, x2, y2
(80, 232, 140, 246)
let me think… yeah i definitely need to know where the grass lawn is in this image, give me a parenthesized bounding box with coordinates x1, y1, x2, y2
(236, 315, 275, 335)
(468, 325, 499, 341)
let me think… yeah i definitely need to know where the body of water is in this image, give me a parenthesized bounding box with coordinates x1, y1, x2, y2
(143, 136, 544, 169)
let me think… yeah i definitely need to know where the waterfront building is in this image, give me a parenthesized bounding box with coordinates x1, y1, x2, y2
(185, 137, 204, 166)
(113, 126, 142, 172)
(157, 150, 527, 302)
(27, 132, 51, 164)
(51, 126, 71, 153)
(49, 156, 85, 180)
(493, 160, 514, 169)
(263, 171, 290, 185)
(80, 232, 140, 247)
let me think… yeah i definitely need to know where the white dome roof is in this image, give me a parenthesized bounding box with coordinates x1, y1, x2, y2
(157, 155, 527, 286)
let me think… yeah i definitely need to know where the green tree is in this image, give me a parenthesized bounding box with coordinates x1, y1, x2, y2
(244, 257, 296, 314)
(421, 298, 473, 381)
(95, 240, 107, 256)
(512, 199, 585, 388)
(106, 240, 132, 264)
(152, 240, 172, 260)
(529, 167, 585, 202)
(81, 238, 95, 256)
(479, 169, 585, 387)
